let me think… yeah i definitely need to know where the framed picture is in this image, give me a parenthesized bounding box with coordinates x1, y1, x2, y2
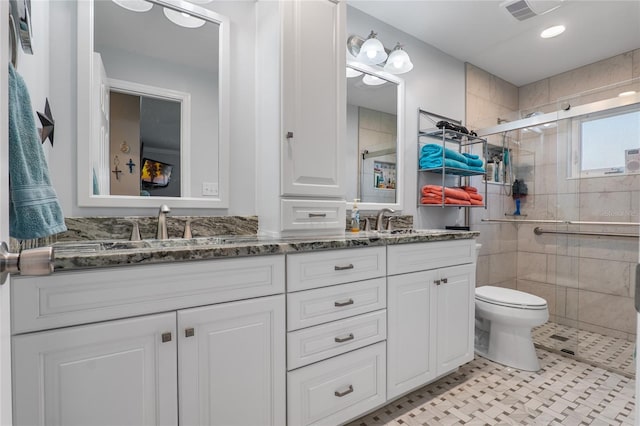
(141, 158, 173, 187)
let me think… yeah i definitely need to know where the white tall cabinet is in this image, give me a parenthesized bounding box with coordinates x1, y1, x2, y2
(256, 0, 346, 236)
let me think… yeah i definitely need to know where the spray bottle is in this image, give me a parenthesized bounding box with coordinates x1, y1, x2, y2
(350, 199, 360, 232)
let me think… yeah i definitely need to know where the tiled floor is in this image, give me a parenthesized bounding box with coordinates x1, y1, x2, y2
(533, 321, 635, 378)
(348, 349, 635, 425)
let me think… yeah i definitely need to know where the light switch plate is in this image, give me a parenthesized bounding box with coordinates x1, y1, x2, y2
(202, 182, 219, 196)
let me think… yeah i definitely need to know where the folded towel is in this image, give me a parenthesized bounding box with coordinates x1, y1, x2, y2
(421, 185, 471, 201)
(468, 192, 483, 201)
(421, 197, 472, 206)
(461, 186, 478, 193)
(420, 144, 469, 164)
(419, 156, 470, 170)
(470, 199, 484, 206)
(464, 156, 484, 168)
(462, 153, 479, 160)
(8, 64, 66, 240)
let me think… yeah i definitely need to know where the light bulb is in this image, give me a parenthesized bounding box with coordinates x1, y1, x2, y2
(383, 44, 413, 74)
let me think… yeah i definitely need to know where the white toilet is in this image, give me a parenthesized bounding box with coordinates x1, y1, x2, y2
(474, 286, 549, 371)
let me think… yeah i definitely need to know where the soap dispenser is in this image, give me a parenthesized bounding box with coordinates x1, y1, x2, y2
(350, 199, 360, 232)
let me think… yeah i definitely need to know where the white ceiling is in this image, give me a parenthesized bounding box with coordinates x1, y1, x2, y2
(348, 0, 640, 87)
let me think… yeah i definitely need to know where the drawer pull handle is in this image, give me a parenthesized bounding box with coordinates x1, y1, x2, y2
(434, 279, 441, 285)
(334, 333, 355, 343)
(185, 328, 195, 338)
(161, 332, 172, 343)
(334, 385, 354, 397)
(334, 264, 354, 271)
(308, 213, 327, 218)
(334, 298, 354, 307)
(441, 278, 448, 284)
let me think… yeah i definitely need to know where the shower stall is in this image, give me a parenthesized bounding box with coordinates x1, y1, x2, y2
(474, 78, 640, 377)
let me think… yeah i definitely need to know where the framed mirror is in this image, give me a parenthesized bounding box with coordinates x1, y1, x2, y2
(346, 61, 404, 211)
(77, 0, 229, 208)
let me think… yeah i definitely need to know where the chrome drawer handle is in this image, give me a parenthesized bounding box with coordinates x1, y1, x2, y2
(434, 279, 441, 285)
(161, 332, 172, 343)
(334, 298, 354, 307)
(334, 264, 354, 271)
(308, 213, 327, 218)
(334, 385, 354, 397)
(441, 278, 448, 284)
(334, 333, 355, 343)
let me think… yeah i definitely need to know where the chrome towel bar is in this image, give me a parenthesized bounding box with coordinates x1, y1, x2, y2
(533, 227, 639, 239)
(482, 219, 640, 226)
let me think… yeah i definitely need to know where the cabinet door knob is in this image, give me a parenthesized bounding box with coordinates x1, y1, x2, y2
(334, 385, 354, 397)
(441, 278, 448, 284)
(334, 263, 354, 271)
(161, 332, 172, 343)
(185, 328, 195, 338)
(334, 333, 355, 343)
(286, 131, 294, 139)
(434, 279, 441, 285)
(334, 298, 354, 307)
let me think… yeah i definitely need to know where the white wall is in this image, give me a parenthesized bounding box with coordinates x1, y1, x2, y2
(346, 7, 467, 228)
(47, 0, 256, 217)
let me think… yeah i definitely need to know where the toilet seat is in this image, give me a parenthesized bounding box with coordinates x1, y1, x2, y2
(475, 286, 547, 310)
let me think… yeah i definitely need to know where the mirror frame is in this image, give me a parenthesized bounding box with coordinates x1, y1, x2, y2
(77, 0, 230, 208)
(346, 60, 404, 212)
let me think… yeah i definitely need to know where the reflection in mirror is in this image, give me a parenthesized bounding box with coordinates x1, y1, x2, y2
(77, 0, 229, 208)
(346, 62, 404, 210)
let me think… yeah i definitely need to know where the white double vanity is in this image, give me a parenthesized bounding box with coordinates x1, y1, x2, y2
(10, 236, 476, 426)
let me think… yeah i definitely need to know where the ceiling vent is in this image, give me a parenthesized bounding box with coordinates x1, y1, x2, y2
(500, 0, 564, 21)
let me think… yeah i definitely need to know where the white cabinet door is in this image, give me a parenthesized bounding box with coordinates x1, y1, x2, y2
(13, 313, 178, 426)
(387, 270, 437, 400)
(280, 0, 345, 198)
(178, 295, 286, 426)
(436, 264, 475, 375)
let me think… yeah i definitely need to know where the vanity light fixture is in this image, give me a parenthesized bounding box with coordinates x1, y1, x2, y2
(362, 74, 386, 86)
(112, 0, 153, 12)
(540, 24, 565, 39)
(346, 68, 363, 78)
(163, 7, 206, 28)
(383, 43, 413, 74)
(355, 31, 388, 65)
(347, 32, 413, 74)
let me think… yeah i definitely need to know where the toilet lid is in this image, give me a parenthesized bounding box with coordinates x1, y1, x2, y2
(475, 286, 547, 310)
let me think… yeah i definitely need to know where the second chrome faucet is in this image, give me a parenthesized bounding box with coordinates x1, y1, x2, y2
(157, 204, 171, 239)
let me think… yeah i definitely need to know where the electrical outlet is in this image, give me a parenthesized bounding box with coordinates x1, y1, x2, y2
(202, 182, 218, 196)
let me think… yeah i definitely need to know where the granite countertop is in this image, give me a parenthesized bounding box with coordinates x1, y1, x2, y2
(49, 229, 479, 272)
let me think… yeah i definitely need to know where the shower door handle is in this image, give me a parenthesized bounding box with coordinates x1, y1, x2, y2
(635, 264, 640, 313)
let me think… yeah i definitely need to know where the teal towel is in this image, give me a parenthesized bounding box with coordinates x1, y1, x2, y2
(420, 144, 468, 164)
(462, 153, 484, 168)
(8, 64, 67, 240)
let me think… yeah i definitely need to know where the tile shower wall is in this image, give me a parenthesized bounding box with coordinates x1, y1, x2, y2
(466, 64, 519, 290)
(467, 49, 640, 341)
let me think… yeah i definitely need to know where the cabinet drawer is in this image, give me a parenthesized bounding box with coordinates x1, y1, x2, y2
(387, 239, 475, 275)
(281, 199, 346, 231)
(287, 246, 386, 292)
(287, 278, 386, 331)
(12, 255, 285, 334)
(287, 342, 386, 426)
(287, 309, 386, 370)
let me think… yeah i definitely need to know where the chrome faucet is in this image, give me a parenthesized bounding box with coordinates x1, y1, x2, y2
(375, 208, 395, 231)
(157, 204, 170, 239)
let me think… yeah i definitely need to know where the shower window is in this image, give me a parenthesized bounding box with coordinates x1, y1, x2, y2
(571, 104, 640, 177)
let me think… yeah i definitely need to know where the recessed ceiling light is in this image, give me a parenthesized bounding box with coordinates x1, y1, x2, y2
(619, 91, 637, 97)
(540, 25, 565, 39)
